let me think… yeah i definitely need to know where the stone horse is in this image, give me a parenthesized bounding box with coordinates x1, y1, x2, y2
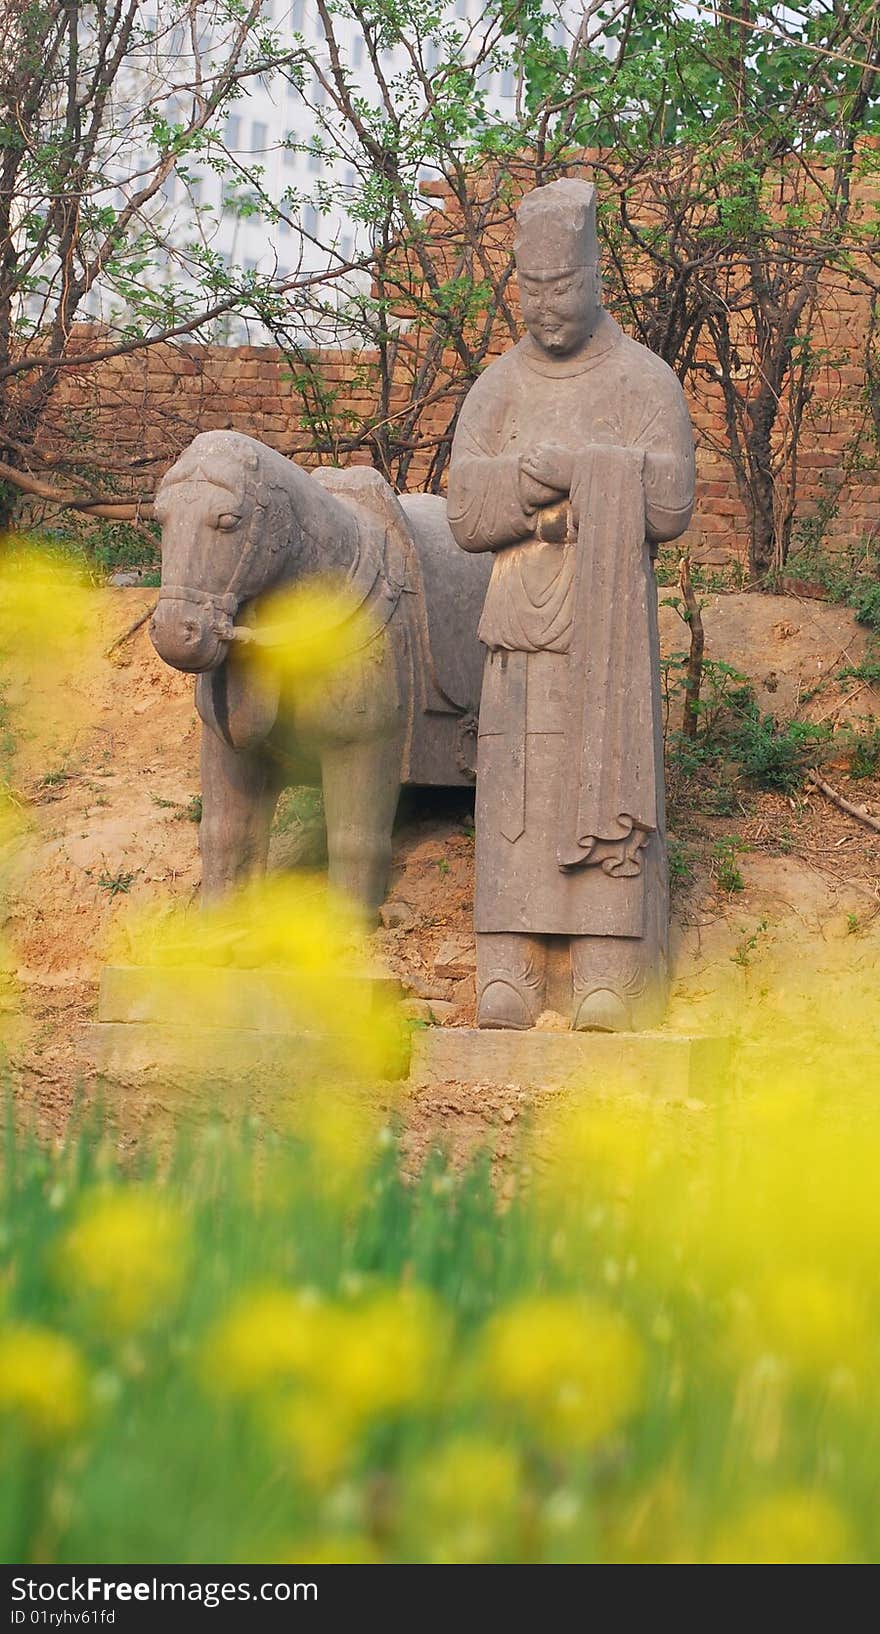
(150, 430, 490, 915)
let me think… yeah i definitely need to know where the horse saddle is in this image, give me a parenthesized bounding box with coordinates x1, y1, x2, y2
(310, 465, 466, 717)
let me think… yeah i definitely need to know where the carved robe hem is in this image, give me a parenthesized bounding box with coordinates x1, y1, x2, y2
(475, 650, 649, 938)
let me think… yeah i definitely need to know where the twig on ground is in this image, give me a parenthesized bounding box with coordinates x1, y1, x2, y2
(807, 768, 880, 834)
(105, 600, 157, 659)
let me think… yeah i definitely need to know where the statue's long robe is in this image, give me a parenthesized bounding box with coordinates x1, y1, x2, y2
(447, 313, 695, 937)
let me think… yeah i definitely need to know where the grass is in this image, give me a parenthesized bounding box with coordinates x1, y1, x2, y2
(712, 838, 745, 893)
(2, 1078, 880, 1566)
(97, 868, 136, 897)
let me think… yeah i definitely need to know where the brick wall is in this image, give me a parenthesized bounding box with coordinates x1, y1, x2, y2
(42, 215, 880, 572)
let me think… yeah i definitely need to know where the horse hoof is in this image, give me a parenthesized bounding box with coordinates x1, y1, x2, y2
(572, 987, 631, 1033)
(477, 981, 533, 1030)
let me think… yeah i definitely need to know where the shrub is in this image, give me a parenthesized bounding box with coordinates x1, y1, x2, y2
(728, 708, 830, 794)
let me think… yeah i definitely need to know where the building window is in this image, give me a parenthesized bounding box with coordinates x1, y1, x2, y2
(290, 0, 304, 28)
(243, 257, 258, 272)
(303, 203, 318, 235)
(339, 234, 352, 261)
(283, 137, 297, 167)
(352, 35, 363, 68)
(500, 67, 514, 98)
(224, 114, 241, 149)
(308, 149, 322, 172)
(250, 121, 268, 150)
(312, 72, 325, 106)
(279, 215, 291, 234)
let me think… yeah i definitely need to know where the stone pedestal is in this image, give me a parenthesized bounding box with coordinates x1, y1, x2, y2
(409, 1026, 733, 1097)
(84, 966, 733, 1104)
(84, 964, 409, 1093)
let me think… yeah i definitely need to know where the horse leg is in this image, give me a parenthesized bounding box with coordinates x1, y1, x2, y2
(199, 725, 282, 899)
(320, 731, 405, 919)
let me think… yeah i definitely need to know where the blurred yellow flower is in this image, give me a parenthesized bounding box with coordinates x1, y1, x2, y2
(321, 1287, 447, 1420)
(0, 540, 97, 765)
(204, 1288, 331, 1396)
(114, 874, 406, 1083)
(291, 1095, 383, 1204)
(707, 1488, 851, 1565)
(0, 541, 92, 661)
(243, 577, 379, 692)
(536, 1101, 669, 1207)
(481, 1295, 644, 1449)
(275, 1390, 359, 1486)
(208, 1284, 446, 1483)
(408, 1435, 521, 1563)
(743, 1271, 871, 1384)
(58, 1188, 187, 1332)
(0, 1323, 87, 1438)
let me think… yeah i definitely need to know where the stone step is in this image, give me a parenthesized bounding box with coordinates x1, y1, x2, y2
(409, 1026, 734, 1097)
(86, 968, 733, 1101)
(97, 963, 401, 1033)
(85, 1021, 395, 1085)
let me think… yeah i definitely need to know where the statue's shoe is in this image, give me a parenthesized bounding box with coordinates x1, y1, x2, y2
(572, 987, 631, 1033)
(477, 980, 533, 1030)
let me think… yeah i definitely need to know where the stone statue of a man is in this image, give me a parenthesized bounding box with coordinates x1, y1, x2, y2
(447, 179, 695, 1032)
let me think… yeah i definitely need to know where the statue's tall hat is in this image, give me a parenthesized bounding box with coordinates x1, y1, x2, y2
(514, 178, 598, 275)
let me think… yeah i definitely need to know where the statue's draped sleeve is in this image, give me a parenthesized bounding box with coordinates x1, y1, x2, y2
(629, 369, 696, 545)
(446, 367, 536, 553)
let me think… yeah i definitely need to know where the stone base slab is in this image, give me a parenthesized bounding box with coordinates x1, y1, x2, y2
(97, 963, 401, 1032)
(85, 968, 733, 1101)
(409, 1026, 734, 1096)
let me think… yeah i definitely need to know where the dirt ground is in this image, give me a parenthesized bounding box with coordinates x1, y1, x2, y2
(2, 586, 880, 1151)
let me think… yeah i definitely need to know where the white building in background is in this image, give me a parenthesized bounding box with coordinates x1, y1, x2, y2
(104, 0, 578, 344)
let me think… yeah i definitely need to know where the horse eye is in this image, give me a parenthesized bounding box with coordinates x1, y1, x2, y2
(216, 512, 242, 530)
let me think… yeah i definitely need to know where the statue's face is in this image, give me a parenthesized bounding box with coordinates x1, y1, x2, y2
(518, 264, 601, 358)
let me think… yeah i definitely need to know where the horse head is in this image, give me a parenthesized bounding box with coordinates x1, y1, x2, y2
(150, 431, 300, 673)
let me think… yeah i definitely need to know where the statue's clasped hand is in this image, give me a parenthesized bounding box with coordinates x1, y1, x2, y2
(519, 441, 575, 501)
(519, 442, 582, 536)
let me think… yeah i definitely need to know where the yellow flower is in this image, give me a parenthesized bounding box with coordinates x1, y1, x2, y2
(58, 1188, 187, 1332)
(481, 1295, 644, 1450)
(204, 1288, 331, 1396)
(0, 1323, 87, 1438)
(243, 577, 379, 691)
(0, 540, 92, 663)
(275, 1391, 359, 1486)
(408, 1436, 521, 1563)
(707, 1489, 851, 1565)
(320, 1288, 448, 1421)
(114, 875, 406, 1083)
(0, 540, 96, 765)
(291, 1095, 382, 1204)
(743, 1271, 871, 1383)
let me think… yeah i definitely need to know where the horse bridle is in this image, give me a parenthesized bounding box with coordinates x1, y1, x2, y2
(156, 461, 391, 654)
(156, 469, 273, 641)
